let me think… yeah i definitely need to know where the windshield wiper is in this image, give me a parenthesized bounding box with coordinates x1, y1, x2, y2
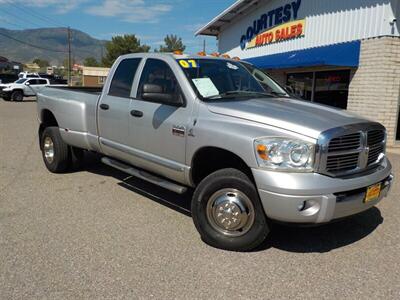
(206, 90, 277, 100)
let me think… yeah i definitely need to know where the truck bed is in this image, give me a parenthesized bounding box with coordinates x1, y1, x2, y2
(37, 85, 102, 152)
(48, 86, 103, 94)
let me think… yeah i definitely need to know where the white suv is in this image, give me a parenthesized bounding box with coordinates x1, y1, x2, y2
(1, 78, 49, 101)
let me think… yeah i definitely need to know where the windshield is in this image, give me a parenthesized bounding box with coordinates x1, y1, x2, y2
(15, 79, 27, 84)
(177, 58, 288, 100)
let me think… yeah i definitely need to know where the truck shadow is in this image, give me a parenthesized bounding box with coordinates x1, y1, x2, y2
(82, 152, 384, 254)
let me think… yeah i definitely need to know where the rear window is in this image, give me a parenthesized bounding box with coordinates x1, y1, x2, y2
(109, 58, 141, 98)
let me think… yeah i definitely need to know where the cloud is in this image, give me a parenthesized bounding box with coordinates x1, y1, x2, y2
(0, 0, 83, 14)
(86, 0, 172, 23)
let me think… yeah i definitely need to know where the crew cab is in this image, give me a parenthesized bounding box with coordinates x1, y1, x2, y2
(36, 53, 393, 251)
(2, 78, 50, 101)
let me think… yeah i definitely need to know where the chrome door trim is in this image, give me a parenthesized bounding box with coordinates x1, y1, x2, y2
(100, 138, 186, 172)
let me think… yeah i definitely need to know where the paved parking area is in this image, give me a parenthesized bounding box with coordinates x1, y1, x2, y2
(1, 99, 400, 299)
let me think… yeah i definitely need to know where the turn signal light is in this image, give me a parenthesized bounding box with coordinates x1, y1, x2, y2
(210, 52, 220, 57)
(173, 50, 183, 55)
(197, 51, 206, 56)
(221, 54, 230, 58)
(256, 144, 269, 160)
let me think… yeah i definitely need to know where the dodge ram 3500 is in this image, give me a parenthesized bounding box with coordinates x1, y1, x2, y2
(37, 53, 393, 251)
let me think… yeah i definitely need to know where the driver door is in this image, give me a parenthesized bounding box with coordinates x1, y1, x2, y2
(128, 58, 189, 183)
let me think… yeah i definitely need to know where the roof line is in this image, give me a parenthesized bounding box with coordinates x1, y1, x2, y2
(195, 0, 259, 36)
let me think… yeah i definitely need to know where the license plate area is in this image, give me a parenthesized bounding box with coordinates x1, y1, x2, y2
(364, 183, 381, 203)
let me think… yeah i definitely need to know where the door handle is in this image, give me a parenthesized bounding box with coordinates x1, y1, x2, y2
(100, 103, 109, 110)
(130, 110, 143, 118)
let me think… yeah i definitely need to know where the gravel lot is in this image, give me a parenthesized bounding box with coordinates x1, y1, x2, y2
(1, 99, 399, 299)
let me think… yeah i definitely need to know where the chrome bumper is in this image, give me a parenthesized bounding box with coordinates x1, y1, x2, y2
(252, 158, 393, 223)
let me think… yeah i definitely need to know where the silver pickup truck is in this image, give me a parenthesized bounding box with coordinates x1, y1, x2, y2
(37, 53, 393, 251)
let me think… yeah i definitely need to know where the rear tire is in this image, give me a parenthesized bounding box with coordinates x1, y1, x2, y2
(41, 127, 71, 173)
(191, 168, 269, 251)
(11, 91, 23, 102)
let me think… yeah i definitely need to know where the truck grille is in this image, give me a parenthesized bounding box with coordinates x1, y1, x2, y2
(367, 130, 385, 165)
(318, 125, 386, 177)
(328, 133, 361, 152)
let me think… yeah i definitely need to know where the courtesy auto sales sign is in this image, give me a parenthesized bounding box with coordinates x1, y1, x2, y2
(245, 19, 305, 50)
(240, 0, 304, 50)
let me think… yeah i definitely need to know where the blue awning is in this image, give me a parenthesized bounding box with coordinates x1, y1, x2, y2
(244, 41, 361, 69)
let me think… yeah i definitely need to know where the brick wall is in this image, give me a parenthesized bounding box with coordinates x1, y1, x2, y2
(347, 36, 400, 146)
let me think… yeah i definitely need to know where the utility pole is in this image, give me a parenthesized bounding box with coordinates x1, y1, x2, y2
(67, 27, 72, 86)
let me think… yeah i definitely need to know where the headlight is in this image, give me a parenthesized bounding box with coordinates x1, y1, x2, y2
(254, 137, 315, 172)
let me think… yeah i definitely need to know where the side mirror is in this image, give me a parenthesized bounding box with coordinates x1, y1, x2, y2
(142, 83, 183, 107)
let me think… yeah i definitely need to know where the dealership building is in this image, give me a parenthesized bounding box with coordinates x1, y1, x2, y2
(197, 0, 400, 146)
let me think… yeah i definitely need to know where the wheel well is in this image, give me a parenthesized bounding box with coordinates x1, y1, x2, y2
(191, 147, 253, 186)
(39, 110, 58, 149)
(12, 89, 24, 95)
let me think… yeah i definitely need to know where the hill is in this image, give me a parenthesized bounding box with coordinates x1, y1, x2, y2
(0, 27, 106, 65)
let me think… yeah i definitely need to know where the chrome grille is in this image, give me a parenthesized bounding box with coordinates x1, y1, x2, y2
(317, 124, 386, 177)
(328, 133, 361, 152)
(367, 130, 385, 165)
(326, 152, 359, 172)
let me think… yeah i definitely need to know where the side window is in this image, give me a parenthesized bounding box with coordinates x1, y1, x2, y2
(29, 79, 38, 85)
(109, 58, 141, 98)
(38, 79, 47, 85)
(137, 59, 183, 105)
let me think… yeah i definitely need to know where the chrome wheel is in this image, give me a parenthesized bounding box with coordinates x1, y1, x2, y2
(43, 136, 55, 164)
(206, 188, 255, 237)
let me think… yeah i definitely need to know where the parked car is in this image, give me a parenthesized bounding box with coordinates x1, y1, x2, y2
(38, 73, 68, 85)
(18, 72, 40, 79)
(0, 73, 18, 84)
(36, 53, 393, 251)
(2, 78, 50, 101)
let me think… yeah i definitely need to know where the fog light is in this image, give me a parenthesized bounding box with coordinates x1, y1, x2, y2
(297, 200, 320, 216)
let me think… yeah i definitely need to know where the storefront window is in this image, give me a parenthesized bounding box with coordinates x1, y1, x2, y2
(314, 70, 350, 109)
(286, 72, 313, 101)
(286, 70, 351, 109)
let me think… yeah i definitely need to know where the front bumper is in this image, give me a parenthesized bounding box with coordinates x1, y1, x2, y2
(252, 158, 393, 223)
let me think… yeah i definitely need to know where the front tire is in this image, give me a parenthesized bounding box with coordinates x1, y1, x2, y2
(40, 127, 71, 173)
(191, 168, 269, 251)
(11, 91, 23, 102)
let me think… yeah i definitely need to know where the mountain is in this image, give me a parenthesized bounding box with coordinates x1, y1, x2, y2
(0, 27, 106, 65)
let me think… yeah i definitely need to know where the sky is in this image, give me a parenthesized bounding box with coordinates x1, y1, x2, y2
(0, 0, 236, 54)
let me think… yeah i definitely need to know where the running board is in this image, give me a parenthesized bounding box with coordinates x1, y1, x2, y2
(101, 157, 187, 194)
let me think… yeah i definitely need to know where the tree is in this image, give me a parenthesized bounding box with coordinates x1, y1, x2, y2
(156, 34, 186, 53)
(102, 34, 150, 67)
(33, 58, 50, 68)
(83, 57, 99, 67)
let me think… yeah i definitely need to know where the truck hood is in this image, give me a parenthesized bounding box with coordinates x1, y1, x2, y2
(206, 97, 368, 139)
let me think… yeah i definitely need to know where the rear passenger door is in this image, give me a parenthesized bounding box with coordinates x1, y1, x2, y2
(97, 58, 141, 161)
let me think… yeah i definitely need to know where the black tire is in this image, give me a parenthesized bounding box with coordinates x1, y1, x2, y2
(11, 90, 23, 102)
(191, 168, 269, 251)
(71, 146, 85, 169)
(40, 127, 71, 173)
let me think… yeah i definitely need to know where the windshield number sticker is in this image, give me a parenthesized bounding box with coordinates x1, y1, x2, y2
(179, 60, 198, 68)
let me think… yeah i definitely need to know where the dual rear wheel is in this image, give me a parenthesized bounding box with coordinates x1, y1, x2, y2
(40, 126, 84, 173)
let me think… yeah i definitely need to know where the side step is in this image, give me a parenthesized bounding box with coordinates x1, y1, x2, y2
(101, 157, 188, 194)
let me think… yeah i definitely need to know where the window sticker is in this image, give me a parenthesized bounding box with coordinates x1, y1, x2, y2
(178, 59, 198, 68)
(227, 62, 239, 70)
(192, 78, 219, 98)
